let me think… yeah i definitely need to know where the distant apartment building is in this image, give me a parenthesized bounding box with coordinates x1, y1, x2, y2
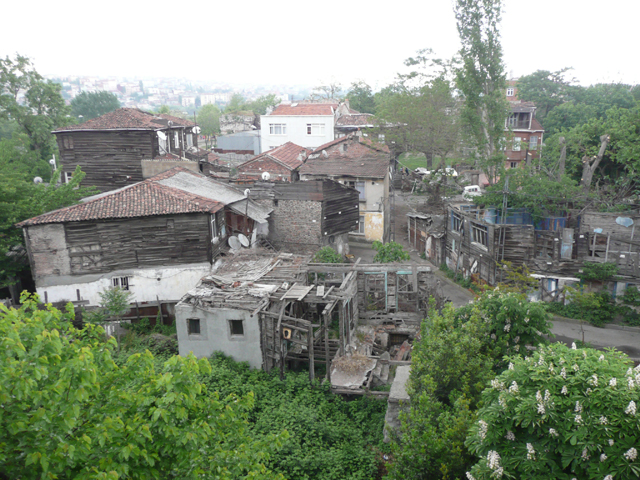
(505, 80, 544, 170)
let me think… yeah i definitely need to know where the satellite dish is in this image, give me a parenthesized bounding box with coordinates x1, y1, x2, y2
(228, 236, 241, 250)
(157, 131, 167, 140)
(244, 189, 251, 197)
(49, 159, 56, 165)
(33, 177, 43, 184)
(262, 171, 271, 181)
(212, 236, 219, 245)
(192, 126, 201, 134)
(167, 120, 173, 126)
(238, 234, 250, 247)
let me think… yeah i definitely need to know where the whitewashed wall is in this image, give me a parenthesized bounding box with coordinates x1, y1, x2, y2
(260, 114, 334, 150)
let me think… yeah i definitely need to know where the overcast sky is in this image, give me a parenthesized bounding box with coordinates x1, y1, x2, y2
(2, 0, 638, 90)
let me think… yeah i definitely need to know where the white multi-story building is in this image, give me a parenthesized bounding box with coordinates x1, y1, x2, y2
(260, 103, 336, 151)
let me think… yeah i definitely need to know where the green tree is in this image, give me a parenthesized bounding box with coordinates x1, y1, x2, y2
(156, 105, 171, 114)
(454, 0, 509, 181)
(197, 104, 221, 148)
(245, 94, 279, 116)
(70, 91, 121, 121)
(372, 241, 410, 263)
(310, 81, 343, 101)
(312, 246, 343, 263)
(224, 93, 247, 113)
(515, 68, 576, 123)
(0, 166, 97, 288)
(466, 343, 640, 480)
(0, 54, 72, 160)
(347, 81, 376, 114)
(0, 294, 285, 479)
(375, 78, 459, 169)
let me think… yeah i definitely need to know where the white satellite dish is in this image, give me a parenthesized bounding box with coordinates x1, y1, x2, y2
(228, 236, 241, 250)
(238, 234, 250, 247)
(244, 189, 251, 197)
(212, 236, 219, 245)
(157, 131, 167, 140)
(33, 177, 43, 184)
(262, 171, 271, 181)
(192, 126, 201, 134)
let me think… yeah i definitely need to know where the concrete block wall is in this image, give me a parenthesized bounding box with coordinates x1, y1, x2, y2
(268, 199, 323, 254)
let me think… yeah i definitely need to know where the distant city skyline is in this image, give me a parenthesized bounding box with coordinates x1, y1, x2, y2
(3, 0, 639, 90)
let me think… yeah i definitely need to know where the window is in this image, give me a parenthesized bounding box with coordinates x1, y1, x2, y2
(355, 181, 365, 200)
(306, 123, 325, 135)
(187, 318, 201, 335)
(186, 133, 193, 147)
(471, 222, 488, 246)
(62, 136, 74, 149)
(512, 137, 521, 151)
(64, 171, 73, 184)
(529, 135, 538, 150)
(510, 161, 518, 168)
(174, 131, 179, 150)
(358, 215, 365, 234)
(112, 276, 130, 290)
(506, 87, 515, 97)
(451, 211, 462, 232)
(269, 123, 287, 135)
(229, 319, 244, 336)
(159, 136, 167, 154)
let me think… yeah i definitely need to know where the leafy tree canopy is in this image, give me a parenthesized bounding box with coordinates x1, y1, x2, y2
(70, 91, 121, 121)
(312, 246, 343, 263)
(466, 343, 640, 480)
(372, 241, 410, 263)
(197, 103, 221, 136)
(0, 54, 72, 160)
(0, 294, 285, 479)
(346, 81, 376, 114)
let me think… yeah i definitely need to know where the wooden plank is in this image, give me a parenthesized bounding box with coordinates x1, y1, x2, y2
(324, 313, 331, 383)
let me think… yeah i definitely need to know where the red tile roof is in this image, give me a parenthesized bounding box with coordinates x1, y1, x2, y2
(54, 108, 195, 132)
(269, 103, 336, 116)
(531, 118, 544, 131)
(17, 168, 223, 227)
(240, 142, 310, 171)
(311, 135, 389, 155)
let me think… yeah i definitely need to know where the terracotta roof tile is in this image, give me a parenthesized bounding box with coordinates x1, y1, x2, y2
(241, 142, 310, 171)
(299, 156, 389, 178)
(531, 118, 544, 131)
(269, 103, 336, 116)
(335, 113, 375, 127)
(54, 108, 194, 132)
(17, 168, 222, 227)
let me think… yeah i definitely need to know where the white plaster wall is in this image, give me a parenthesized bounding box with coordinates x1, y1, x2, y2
(37, 263, 212, 306)
(175, 306, 262, 368)
(260, 115, 334, 150)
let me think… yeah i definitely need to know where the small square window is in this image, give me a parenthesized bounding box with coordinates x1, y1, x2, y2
(188, 318, 201, 335)
(112, 276, 130, 290)
(229, 319, 244, 336)
(358, 215, 365, 234)
(506, 87, 515, 97)
(510, 161, 518, 168)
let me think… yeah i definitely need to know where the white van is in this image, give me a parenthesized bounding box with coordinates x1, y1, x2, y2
(463, 185, 482, 198)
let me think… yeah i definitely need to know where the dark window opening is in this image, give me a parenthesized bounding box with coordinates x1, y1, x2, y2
(229, 319, 244, 336)
(188, 318, 201, 335)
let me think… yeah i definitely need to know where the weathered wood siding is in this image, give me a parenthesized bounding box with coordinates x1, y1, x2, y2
(63, 213, 213, 275)
(321, 180, 359, 236)
(57, 131, 154, 192)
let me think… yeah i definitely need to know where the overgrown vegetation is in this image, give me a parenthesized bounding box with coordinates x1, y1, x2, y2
(312, 246, 343, 264)
(440, 263, 482, 293)
(577, 261, 619, 283)
(372, 241, 410, 263)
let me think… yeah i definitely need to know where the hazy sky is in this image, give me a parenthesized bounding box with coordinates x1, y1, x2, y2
(2, 0, 638, 89)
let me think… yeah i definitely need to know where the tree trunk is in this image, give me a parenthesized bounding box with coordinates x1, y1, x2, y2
(424, 152, 434, 170)
(581, 134, 610, 193)
(557, 137, 566, 180)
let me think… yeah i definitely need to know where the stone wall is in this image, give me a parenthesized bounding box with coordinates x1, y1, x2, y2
(264, 198, 323, 254)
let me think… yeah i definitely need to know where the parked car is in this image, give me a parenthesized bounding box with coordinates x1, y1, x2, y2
(415, 167, 458, 177)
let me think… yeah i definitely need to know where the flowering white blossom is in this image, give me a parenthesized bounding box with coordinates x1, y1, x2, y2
(581, 448, 589, 461)
(573, 364, 580, 371)
(599, 416, 608, 425)
(599, 354, 605, 362)
(560, 367, 567, 379)
(524, 317, 530, 323)
(505, 431, 516, 441)
(544, 390, 551, 402)
(600, 453, 607, 462)
(575, 414, 583, 425)
(589, 374, 599, 386)
(491, 379, 505, 390)
(526, 443, 536, 460)
(490, 333, 497, 340)
(609, 377, 617, 387)
(487, 450, 501, 472)
(627, 367, 634, 376)
(504, 324, 511, 333)
(509, 381, 519, 394)
(604, 476, 613, 480)
(466, 473, 475, 480)
(499, 396, 507, 409)
(537, 403, 546, 415)
(549, 428, 559, 437)
(624, 447, 638, 461)
(561, 385, 568, 395)
(608, 439, 614, 446)
(536, 390, 543, 402)
(575, 401, 582, 413)
(625, 400, 637, 415)
(628, 377, 636, 389)
(478, 420, 488, 440)
(508, 362, 514, 370)
(514, 336, 520, 344)
(572, 342, 577, 350)
(586, 387, 593, 395)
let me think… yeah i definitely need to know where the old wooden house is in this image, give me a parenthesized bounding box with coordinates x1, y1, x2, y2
(250, 179, 359, 255)
(444, 203, 640, 298)
(17, 167, 271, 307)
(299, 135, 391, 243)
(54, 108, 209, 192)
(236, 142, 310, 182)
(176, 251, 433, 388)
(407, 212, 446, 265)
